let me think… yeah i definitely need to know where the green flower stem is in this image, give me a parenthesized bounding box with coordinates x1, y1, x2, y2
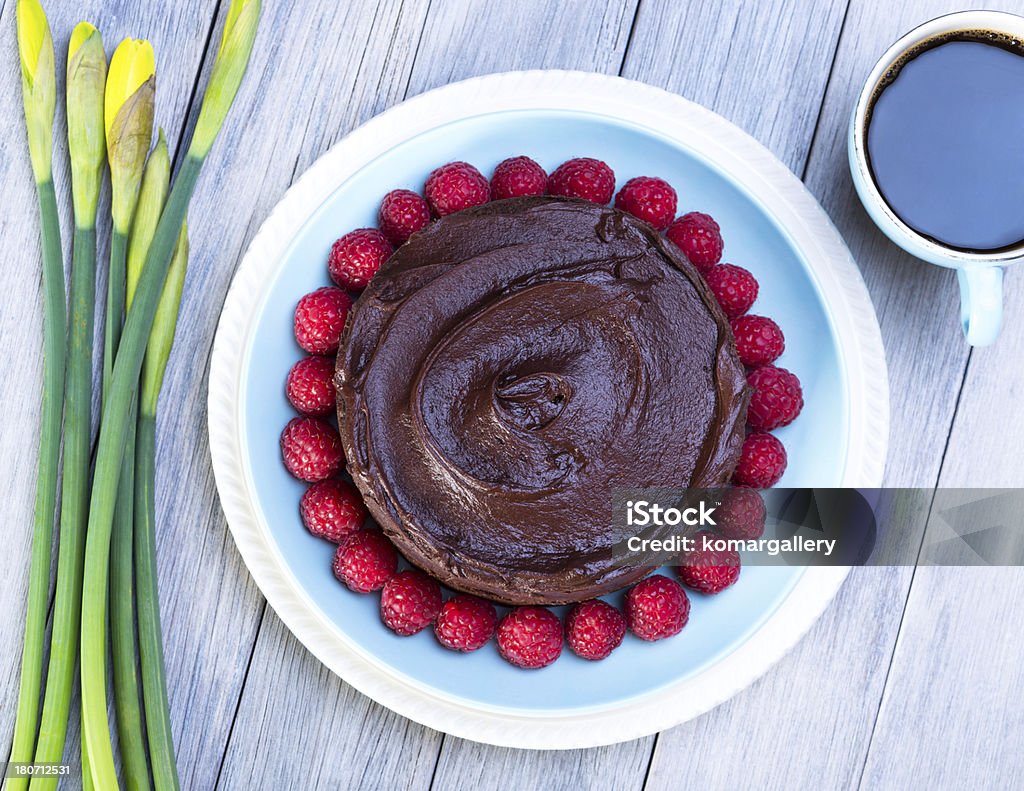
(81, 154, 202, 790)
(133, 219, 187, 791)
(110, 408, 151, 791)
(7, 178, 65, 791)
(104, 230, 128, 396)
(134, 412, 179, 791)
(29, 224, 95, 790)
(106, 156, 151, 791)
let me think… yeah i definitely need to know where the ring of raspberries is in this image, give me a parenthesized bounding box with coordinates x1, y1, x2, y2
(280, 155, 803, 668)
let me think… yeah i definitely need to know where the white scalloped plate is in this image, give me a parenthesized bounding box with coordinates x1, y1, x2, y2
(209, 71, 889, 749)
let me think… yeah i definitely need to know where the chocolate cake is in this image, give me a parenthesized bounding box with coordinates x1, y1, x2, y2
(336, 197, 748, 605)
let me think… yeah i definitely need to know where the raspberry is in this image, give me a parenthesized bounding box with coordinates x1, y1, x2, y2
(614, 176, 677, 230)
(280, 417, 344, 482)
(285, 355, 337, 416)
(625, 575, 690, 641)
(705, 264, 759, 318)
(332, 529, 397, 593)
(300, 478, 366, 543)
(328, 228, 393, 291)
(490, 156, 548, 199)
(378, 189, 431, 245)
(731, 314, 785, 367)
(548, 157, 615, 204)
(666, 212, 724, 272)
(565, 600, 626, 661)
(714, 487, 766, 540)
(294, 287, 352, 355)
(424, 161, 490, 216)
(677, 532, 741, 594)
(497, 607, 563, 669)
(434, 594, 497, 652)
(746, 365, 803, 431)
(733, 432, 787, 488)
(380, 569, 442, 636)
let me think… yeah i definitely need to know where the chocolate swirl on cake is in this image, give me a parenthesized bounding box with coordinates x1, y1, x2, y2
(336, 197, 748, 605)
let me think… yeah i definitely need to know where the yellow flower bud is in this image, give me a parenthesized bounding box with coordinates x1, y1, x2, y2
(190, 0, 260, 158)
(126, 130, 170, 309)
(16, 0, 56, 183)
(106, 38, 155, 233)
(141, 219, 189, 415)
(67, 22, 106, 224)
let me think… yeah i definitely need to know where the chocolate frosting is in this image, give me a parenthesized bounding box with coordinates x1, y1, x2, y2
(336, 197, 748, 605)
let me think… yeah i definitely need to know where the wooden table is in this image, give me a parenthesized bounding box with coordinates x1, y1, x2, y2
(3, 1, 1022, 788)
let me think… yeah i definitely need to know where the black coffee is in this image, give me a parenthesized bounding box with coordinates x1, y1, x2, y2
(866, 31, 1024, 252)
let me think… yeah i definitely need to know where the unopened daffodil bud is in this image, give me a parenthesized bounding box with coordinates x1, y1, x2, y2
(190, 0, 260, 158)
(141, 219, 189, 414)
(67, 22, 106, 224)
(126, 129, 170, 309)
(106, 37, 155, 233)
(16, 0, 56, 183)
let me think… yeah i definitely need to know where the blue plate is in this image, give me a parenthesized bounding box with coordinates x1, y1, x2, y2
(240, 109, 847, 713)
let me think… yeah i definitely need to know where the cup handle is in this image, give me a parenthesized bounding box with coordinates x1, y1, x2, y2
(957, 267, 1003, 347)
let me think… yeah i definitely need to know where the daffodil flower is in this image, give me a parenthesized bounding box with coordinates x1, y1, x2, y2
(67, 22, 106, 223)
(190, 0, 260, 157)
(16, 0, 55, 183)
(126, 129, 170, 309)
(106, 38, 155, 234)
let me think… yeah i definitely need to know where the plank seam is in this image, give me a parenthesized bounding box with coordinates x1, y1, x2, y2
(800, 0, 854, 181)
(853, 347, 974, 790)
(212, 601, 268, 791)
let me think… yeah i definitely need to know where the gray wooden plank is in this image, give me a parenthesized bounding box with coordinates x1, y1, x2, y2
(216, 611, 441, 790)
(857, 24, 1024, 772)
(0, 0, 221, 783)
(620, 0, 846, 174)
(857, 569, 1024, 789)
(405, 0, 638, 96)
(432, 737, 653, 791)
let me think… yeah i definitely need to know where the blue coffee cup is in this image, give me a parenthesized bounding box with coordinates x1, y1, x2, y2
(848, 10, 1023, 347)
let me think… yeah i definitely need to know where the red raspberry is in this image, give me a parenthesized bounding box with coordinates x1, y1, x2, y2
(497, 607, 563, 669)
(490, 156, 548, 199)
(714, 487, 766, 540)
(380, 569, 442, 636)
(731, 314, 785, 367)
(705, 264, 759, 318)
(300, 479, 366, 543)
(614, 176, 677, 230)
(747, 365, 803, 431)
(285, 355, 337, 416)
(378, 189, 431, 245)
(332, 529, 397, 593)
(677, 532, 741, 594)
(565, 600, 626, 661)
(280, 417, 343, 482)
(666, 212, 724, 272)
(548, 157, 615, 204)
(328, 228, 393, 291)
(625, 575, 690, 641)
(733, 432, 787, 488)
(294, 287, 352, 355)
(424, 161, 490, 216)
(434, 594, 497, 652)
